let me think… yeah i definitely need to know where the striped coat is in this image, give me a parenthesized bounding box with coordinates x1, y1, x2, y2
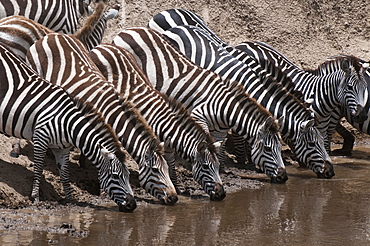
(0, 42, 135, 212)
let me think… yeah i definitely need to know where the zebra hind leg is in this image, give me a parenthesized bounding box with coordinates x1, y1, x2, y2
(163, 146, 185, 194)
(331, 123, 354, 156)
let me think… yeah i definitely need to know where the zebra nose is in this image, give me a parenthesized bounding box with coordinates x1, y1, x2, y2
(316, 161, 335, 179)
(160, 193, 179, 205)
(271, 168, 288, 184)
(210, 182, 226, 201)
(118, 195, 137, 212)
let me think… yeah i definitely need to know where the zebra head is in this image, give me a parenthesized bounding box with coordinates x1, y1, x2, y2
(139, 140, 178, 205)
(192, 141, 226, 201)
(293, 119, 335, 179)
(99, 145, 137, 212)
(251, 116, 288, 184)
(338, 57, 369, 123)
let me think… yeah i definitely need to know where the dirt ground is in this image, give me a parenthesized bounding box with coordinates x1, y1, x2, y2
(0, 0, 370, 212)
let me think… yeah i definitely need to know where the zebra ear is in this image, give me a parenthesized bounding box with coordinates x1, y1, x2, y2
(100, 145, 115, 160)
(197, 141, 208, 154)
(260, 116, 274, 132)
(300, 119, 315, 132)
(341, 59, 350, 73)
(276, 116, 284, 130)
(213, 141, 222, 154)
(106, 6, 120, 19)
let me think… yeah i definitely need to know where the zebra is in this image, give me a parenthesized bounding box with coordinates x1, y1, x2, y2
(73, 2, 120, 51)
(0, 6, 116, 61)
(234, 43, 369, 154)
(0, 0, 97, 34)
(113, 27, 289, 183)
(89, 43, 226, 199)
(25, 33, 178, 205)
(146, 22, 334, 178)
(148, 8, 369, 155)
(0, 42, 136, 212)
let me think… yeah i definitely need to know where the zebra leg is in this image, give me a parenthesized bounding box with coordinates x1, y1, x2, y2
(163, 146, 184, 194)
(52, 148, 75, 200)
(331, 123, 354, 156)
(10, 138, 21, 157)
(31, 139, 49, 204)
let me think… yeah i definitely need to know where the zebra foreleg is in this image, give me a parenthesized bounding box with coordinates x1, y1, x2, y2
(52, 148, 75, 201)
(163, 146, 184, 194)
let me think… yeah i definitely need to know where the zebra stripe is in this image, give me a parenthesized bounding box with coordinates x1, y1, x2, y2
(89, 43, 226, 199)
(0, 0, 94, 34)
(148, 13, 334, 179)
(25, 33, 178, 205)
(113, 27, 289, 183)
(0, 42, 135, 212)
(235, 42, 369, 153)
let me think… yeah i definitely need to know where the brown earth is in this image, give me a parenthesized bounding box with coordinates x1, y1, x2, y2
(0, 0, 370, 211)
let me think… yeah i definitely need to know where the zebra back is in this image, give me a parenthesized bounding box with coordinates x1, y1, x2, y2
(0, 0, 95, 34)
(147, 20, 333, 178)
(0, 42, 135, 211)
(89, 43, 226, 199)
(113, 27, 288, 183)
(26, 33, 178, 205)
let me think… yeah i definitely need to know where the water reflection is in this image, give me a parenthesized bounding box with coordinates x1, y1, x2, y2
(1, 146, 370, 245)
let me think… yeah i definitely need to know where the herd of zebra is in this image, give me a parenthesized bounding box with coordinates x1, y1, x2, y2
(0, 1, 369, 213)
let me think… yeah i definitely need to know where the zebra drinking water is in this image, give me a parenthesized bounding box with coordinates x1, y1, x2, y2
(25, 32, 178, 205)
(89, 43, 226, 199)
(148, 16, 334, 179)
(0, 42, 136, 212)
(113, 28, 288, 183)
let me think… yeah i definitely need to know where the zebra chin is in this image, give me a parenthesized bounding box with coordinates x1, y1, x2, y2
(350, 104, 368, 123)
(117, 194, 137, 212)
(315, 161, 335, 179)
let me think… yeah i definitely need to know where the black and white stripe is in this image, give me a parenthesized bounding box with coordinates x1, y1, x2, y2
(0, 42, 136, 212)
(25, 33, 178, 205)
(89, 43, 226, 199)
(113, 27, 289, 183)
(148, 12, 334, 179)
(235, 42, 369, 153)
(0, 0, 95, 34)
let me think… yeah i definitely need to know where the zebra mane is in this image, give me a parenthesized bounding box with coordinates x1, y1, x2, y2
(72, 97, 126, 161)
(158, 91, 217, 152)
(218, 74, 281, 132)
(117, 94, 163, 154)
(73, 1, 105, 41)
(305, 55, 362, 75)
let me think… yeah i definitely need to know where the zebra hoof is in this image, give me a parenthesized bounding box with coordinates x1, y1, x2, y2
(10, 151, 20, 158)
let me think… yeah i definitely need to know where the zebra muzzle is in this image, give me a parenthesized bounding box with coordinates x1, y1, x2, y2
(118, 194, 137, 212)
(210, 182, 226, 201)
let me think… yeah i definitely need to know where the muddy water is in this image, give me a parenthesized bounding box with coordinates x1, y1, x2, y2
(1, 146, 370, 245)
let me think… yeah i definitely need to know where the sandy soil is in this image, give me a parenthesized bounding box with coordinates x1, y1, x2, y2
(0, 0, 369, 213)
